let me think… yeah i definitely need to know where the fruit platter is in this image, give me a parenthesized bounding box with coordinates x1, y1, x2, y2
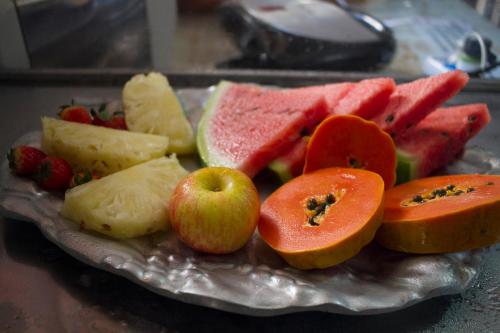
(1, 71, 499, 316)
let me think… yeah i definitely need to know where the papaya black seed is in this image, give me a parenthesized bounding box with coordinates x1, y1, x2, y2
(307, 198, 318, 210)
(326, 193, 335, 205)
(446, 184, 455, 191)
(308, 217, 319, 226)
(412, 195, 424, 203)
(467, 187, 475, 193)
(316, 203, 327, 212)
(454, 190, 464, 195)
(385, 114, 394, 123)
(435, 189, 447, 197)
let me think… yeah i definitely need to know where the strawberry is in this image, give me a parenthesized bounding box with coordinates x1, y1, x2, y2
(91, 104, 127, 130)
(7, 146, 47, 176)
(105, 114, 127, 130)
(59, 105, 92, 124)
(36, 156, 73, 191)
(69, 170, 100, 188)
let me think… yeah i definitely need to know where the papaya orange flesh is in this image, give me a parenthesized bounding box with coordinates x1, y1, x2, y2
(303, 115, 396, 189)
(377, 174, 500, 253)
(258, 167, 384, 270)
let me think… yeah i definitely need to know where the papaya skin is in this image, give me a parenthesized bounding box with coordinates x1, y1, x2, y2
(259, 168, 385, 270)
(377, 174, 500, 253)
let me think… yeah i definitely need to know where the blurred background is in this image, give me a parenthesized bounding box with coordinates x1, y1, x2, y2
(1, 0, 499, 78)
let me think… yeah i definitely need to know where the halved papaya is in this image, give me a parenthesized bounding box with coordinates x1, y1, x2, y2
(303, 115, 396, 189)
(258, 167, 384, 269)
(376, 174, 500, 253)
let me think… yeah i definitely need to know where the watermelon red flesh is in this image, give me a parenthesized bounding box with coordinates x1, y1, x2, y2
(290, 83, 355, 113)
(396, 103, 490, 183)
(334, 77, 395, 118)
(268, 136, 309, 182)
(197, 81, 329, 178)
(371, 70, 469, 139)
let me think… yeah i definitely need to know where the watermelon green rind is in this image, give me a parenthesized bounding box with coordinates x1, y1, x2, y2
(197, 81, 329, 178)
(268, 160, 293, 183)
(395, 149, 419, 184)
(269, 145, 420, 185)
(196, 81, 235, 169)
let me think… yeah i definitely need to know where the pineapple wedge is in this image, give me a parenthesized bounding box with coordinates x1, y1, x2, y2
(61, 156, 188, 239)
(123, 72, 195, 155)
(42, 117, 169, 176)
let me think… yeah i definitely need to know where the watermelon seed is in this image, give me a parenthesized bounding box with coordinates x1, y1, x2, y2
(441, 132, 449, 138)
(468, 115, 477, 123)
(385, 114, 394, 123)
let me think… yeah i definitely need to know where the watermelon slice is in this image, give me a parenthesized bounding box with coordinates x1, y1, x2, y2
(268, 136, 309, 183)
(268, 78, 395, 182)
(290, 82, 354, 113)
(396, 104, 490, 183)
(372, 71, 469, 139)
(197, 81, 329, 178)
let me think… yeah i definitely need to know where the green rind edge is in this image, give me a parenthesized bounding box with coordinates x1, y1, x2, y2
(396, 149, 419, 184)
(269, 148, 420, 185)
(268, 160, 293, 183)
(196, 81, 234, 168)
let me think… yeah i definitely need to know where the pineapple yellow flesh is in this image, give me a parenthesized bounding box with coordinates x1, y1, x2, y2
(42, 117, 169, 176)
(61, 156, 188, 239)
(123, 72, 195, 155)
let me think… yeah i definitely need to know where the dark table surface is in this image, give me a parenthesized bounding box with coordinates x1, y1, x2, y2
(1, 70, 500, 333)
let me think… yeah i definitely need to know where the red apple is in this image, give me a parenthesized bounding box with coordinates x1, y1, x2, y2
(169, 167, 260, 254)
